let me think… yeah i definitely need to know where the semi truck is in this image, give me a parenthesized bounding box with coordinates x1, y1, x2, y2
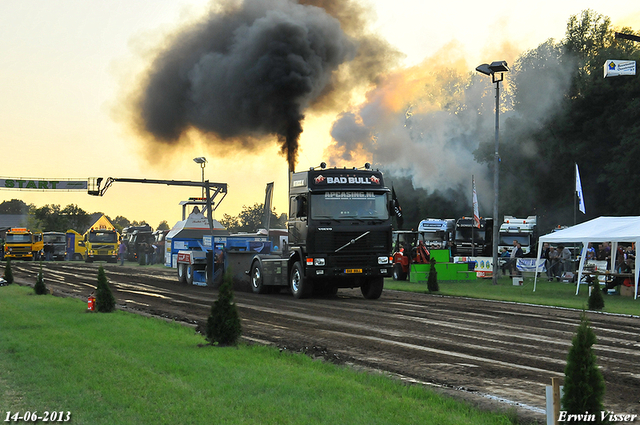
(249, 164, 393, 299)
(4, 228, 43, 261)
(176, 164, 393, 299)
(498, 216, 538, 257)
(417, 218, 455, 249)
(43, 231, 67, 261)
(453, 217, 493, 257)
(84, 228, 119, 263)
(66, 230, 86, 260)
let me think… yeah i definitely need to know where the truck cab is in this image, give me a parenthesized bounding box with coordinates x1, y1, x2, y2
(417, 218, 455, 249)
(43, 232, 67, 261)
(84, 229, 119, 263)
(4, 228, 43, 261)
(498, 216, 538, 257)
(454, 217, 493, 257)
(249, 165, 393, 299)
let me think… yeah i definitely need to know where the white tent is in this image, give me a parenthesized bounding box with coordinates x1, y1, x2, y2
(533, 216, 639, 299)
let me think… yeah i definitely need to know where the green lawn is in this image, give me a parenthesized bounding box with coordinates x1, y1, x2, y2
(385, 275, 639, 316)
(0, 284, 515, 425)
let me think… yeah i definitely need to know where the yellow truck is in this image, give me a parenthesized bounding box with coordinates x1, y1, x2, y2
(65, 230, 86, 260)
(84, 228, 119, 263)
(83, 214, 119, 263)
(4, 228, 44, 261)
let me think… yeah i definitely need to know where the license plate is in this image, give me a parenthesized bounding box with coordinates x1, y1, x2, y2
(345, 268, 362, 274)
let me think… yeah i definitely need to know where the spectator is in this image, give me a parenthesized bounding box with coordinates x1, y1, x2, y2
(547, 246, 560, 280)
(559, 244, 572, 275)
(118, 240, 127, 266)
(503, 240, 523, 277)
(586, 243, 596, 260)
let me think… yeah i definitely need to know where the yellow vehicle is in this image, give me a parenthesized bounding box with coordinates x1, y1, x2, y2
(4, 228, 44, 261)
(84, 229, 119, 263)
(82, 215, 120, 263)
(65, 230, 86, 261)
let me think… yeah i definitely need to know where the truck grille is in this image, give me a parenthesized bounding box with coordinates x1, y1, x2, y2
(313, 231, 390, 254)
(333, 255, 378, 268)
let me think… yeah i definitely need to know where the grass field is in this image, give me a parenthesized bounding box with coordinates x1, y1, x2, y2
(0, 284, 516, 425)
(385, 275, 639, 316)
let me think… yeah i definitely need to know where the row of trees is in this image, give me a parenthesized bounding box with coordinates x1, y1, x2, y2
(0, 198, 284, 235)
(219, 203, 287, 234)
(0, 199, 168, 233)
(391, 10, 640, 234)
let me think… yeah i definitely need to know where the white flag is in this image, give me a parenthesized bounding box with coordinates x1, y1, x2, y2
(575, 163, 586, 214)
(472, 176, 480, 228)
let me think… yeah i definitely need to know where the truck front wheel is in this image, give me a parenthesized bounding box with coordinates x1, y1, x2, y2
(290, 261, 312, 299)
(186, 265, 194, 285)
(177, 263, 187, 284)
(250, 261, 268, 294)
(393, 263, 407, 281)
(361, 277, 384, 300)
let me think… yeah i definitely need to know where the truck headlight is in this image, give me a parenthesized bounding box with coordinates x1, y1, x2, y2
(314, 258, 325, 266)
(378, 256, 389, 265)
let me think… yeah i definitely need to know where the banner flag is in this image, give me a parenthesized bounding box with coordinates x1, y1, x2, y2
(263, 182, 274, 230)
(472, 176, 480, 228)
(391, 186, 404, 228)
(575, 163, 586, 214)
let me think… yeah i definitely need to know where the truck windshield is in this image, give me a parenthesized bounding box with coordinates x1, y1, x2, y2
(499, 234, 531, 247)
(456, 228, 485, 243)
(6, 234, 31, 243)
(44, 235, 65, 243)
(88, 232, 117, 243)
(311, 192, 388, 220)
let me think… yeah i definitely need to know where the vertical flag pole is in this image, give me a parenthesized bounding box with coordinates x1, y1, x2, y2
(471, 176, 475, 257)
(574, 165, 577, 226)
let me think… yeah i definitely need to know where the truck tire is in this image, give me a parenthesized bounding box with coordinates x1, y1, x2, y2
(290, 261, 312, 299)
(250, 261, 268, 294)
(177, 263, 187, 284)
(186, 265, 194, 285)
(393, 263, 407, 281)
(361, 277, 384, 300)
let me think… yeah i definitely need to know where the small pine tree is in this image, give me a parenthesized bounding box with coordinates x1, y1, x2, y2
(95, 266, 116, 313)
(206, 272, 242, 346)
(587, 280, 605, 311)
(561, 312, 606, 423)
(4, 259, 14, 284)
(34, 263, 47, 295)
(427, 258, 439, 292)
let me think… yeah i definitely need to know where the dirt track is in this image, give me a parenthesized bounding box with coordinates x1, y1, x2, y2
(4, 261, 640, 424)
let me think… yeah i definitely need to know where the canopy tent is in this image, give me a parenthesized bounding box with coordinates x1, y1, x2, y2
(533, 216, 639, 299)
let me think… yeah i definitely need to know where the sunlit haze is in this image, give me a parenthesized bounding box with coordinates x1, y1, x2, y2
(1, 0, 637, 229)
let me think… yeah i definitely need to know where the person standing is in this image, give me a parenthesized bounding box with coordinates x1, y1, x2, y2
(548, 246, 560, 280)
(118, 239, 127, 266)
(559, 245, 572, 275)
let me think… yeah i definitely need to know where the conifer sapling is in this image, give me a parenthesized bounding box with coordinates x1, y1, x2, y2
(561, 312, 606, 423)
(587, 277, 605, 311)
(4, 259, 14, 284)
(95, 266, 116, 313)
(206, 272, 242, 346)
(427, 257, 439, 292)
(34, 263, 47, 295)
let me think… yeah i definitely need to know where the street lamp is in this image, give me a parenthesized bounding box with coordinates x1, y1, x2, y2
(193, 157, 207, 198)
(476, 61, 509, 286)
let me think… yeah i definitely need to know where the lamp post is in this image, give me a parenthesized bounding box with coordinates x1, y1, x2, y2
(476, 61, 509, 286)
(193, 157, 207, 198)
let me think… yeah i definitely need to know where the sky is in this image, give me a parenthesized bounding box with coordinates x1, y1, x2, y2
(1, 0, 638, 230)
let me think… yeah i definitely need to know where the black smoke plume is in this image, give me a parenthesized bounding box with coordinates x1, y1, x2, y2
(132, 0, 397, 172)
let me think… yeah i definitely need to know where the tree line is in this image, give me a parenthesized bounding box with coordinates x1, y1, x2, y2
(0, 199, 168, 233)
(0, 198, 285, 235)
